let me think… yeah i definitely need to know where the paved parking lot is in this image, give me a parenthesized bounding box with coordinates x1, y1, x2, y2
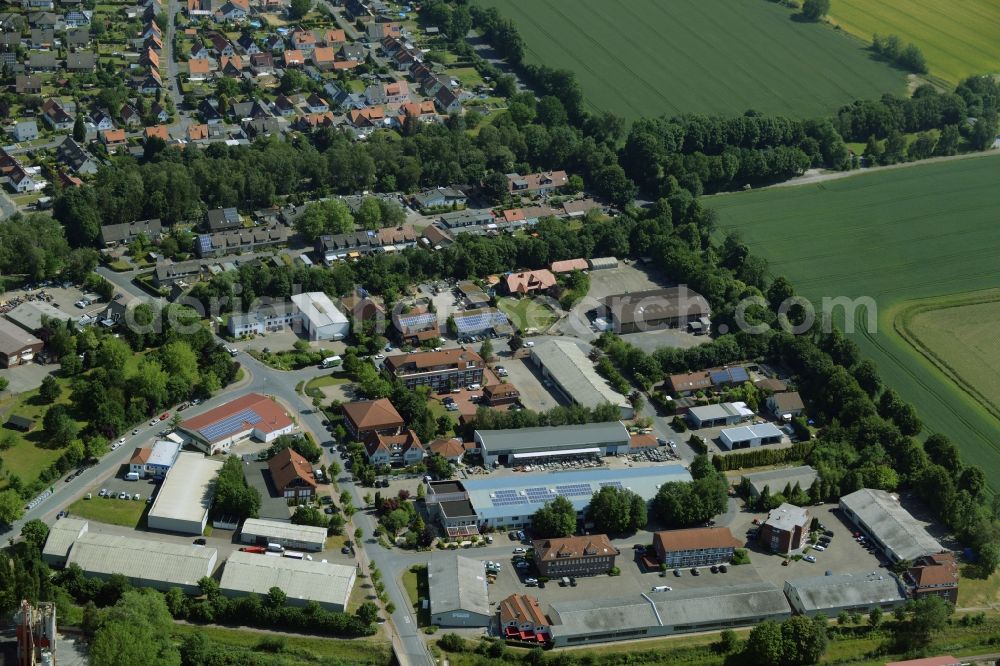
(621, 328, 704, 353)
(0, 360, 54, 394)
(497, 356, 562, 412)
(92, 474, 159, 502)
(559, 263, 669, 339)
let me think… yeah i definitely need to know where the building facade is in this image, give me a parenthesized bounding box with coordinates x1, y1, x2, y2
(653, 527, 741, 568)
(383, 348, 484, 391)
(533, 535, 619, 578)
(759, 503, 809, 554)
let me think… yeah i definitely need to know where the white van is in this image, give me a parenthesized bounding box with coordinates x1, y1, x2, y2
(651, 585, 672, 592)
(266, 543, 284, 553)
(125, 472, 140, 481)
(321, 355, 342, 368)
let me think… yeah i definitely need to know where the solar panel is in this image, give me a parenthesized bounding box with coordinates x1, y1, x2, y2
(199, 407, 262, 441)
(524, 487, 556, 503)
(400, 312, 437, 327)
(599, 481, 623, 490)
(197, 235, 212, 253)
(555, 483, 593, 497)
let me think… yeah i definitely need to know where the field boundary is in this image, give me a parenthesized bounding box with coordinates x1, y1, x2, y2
(894, 289, 1000, 424)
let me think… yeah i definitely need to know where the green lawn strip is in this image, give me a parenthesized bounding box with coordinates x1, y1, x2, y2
(401, 564, 431, 627)
(67, 493, 149, 528)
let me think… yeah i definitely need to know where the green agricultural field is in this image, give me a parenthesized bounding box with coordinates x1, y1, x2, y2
(477, 0, 906, 119)
(708, 153, 1000, 486)
(830, 0, 1000, 84)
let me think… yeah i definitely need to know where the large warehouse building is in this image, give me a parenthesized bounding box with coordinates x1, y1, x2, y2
(428, 554, 491, 627)
(240, 518, 328, 551)
(475, 421, 631, 466)
(530, 340, 633, 418)
(547, 582, 791, 647)
(147, 452, 224, 535)
(290, 291, 349, 341)
(41, 518, 88, 566)
(719, 423, 783, 450)
(599, 287, 710, 334)
(839, 489, 944, 563)
(65, 533, 218, 593)
(0, 318, 43, 367)
(179, 393, 295, 455)
(220, 551, 356, 611)
(783, 572, 907, 617)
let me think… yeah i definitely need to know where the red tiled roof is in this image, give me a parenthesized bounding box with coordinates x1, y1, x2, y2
(180, 392, 292, 444)
(653, 527, 741, 553)
(342, 398, 404, 432)
(268, 447, 316, 492)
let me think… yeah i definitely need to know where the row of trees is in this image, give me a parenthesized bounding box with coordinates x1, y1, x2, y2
(213, 456, 261, 520)
(872, 34, 928, 74)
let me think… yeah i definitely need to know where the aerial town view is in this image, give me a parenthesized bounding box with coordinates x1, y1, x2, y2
(1, 0, 999, 665)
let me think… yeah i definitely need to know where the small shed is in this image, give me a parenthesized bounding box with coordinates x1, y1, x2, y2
(5, 415, 35, 432)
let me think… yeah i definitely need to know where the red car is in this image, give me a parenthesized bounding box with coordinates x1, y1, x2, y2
(160, 412, 170, 421)
(240, 546, 266, 554)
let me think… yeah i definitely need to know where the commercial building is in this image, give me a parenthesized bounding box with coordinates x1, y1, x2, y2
(290, 292, 349, 340)
(147, 452, 224, 535)
(342, 398, 405, 439)
(240, 518, 327, 551)
(227, 302, 296, 337)
(428, 554, 491, 627)
(128, 439, 182, 479)
(839, 489, 944, 563)
(719, 423, 783, 450)
(760, 503, 809, 554)
(768, 391, 805, 420)
(742, 466, 818, 500)
(533, 535, 619, 578)
(600, 287, 710, 334)
(475, 421, 631, 467)
(4, 301, 71, 334)
(65, 533, 218, 593)
(530, 340, 633, 418)
(0, 318, 43, 367)
(392, 308, 439, 345)
(179, 393, 294, 455)
(267, 447, 317, 498)
(686, 402, 754, 429)
(220, 551, 356, 611)
(483, 383, 520, 406)
(41, 518, 88, 566)
(666, 366, 750, 396)
(452, 308, 513, 338)
(906, 553, 959, 603)
(652, 527, 741, 568)
(365, 429, 425, 466)
(456, 280, 490, 308)
(783, 572, 907, 617)
(499, 594, 550, 643)
(383, 348, 485, 391)
(426, 465, 693, 532)
(547, 583, 791, 647)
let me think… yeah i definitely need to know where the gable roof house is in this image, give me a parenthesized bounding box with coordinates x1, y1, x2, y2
(143, 124, 170, 143)
(364, 429, 425, 467)
(309, 45, 335, 70)
(342, 398, 404, 439)
(272, 94, 297, 117)
(15, 75, 42, 94)
(27, 51, 58, 71)
(205, 207, 241, 232)
(187, 57, 212, 80)
(90, 110, 114, 131)
(249, 51, 274, 74)
(304, 93, 328, 113)
(216, 0, 248, 21)
(282, 49, 304, 67)
(267, 447, 317, 498)
(236, 34, 259, 55)
(209, 32, 234, 56)
(186, 123, 210, 142)
(55, 137, 99, 174)
(66, 51, 97, 71)
(41, 99, 74, 130)
(65, 28, 90, 48)
(433, 86, 461, 114)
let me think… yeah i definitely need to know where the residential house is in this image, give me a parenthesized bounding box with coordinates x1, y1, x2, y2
(204, 207, 241, 232)
(153, 259, 202, 287)
(337, 42, 365, 61)
(339, 293, 385, 323)
(28, 51, 58, 71)
(120, 104, 142, 128)
(199, 99, 224, 124)
(504, 269, 556, 296)
(272, 94, 297, 117)
(248, 51, 273, 74)
(268, 447, 317, 499)
(290, 28, 316, 51)
(65, 27, 90, 48)
(533, 535, 619, 578)
(427, 438, 467, 463)
(22, 0, 55, 10)
(507, 170, 569, 197)
(364, 429, 425, 467)
(367, 21, 399, 42)
(12, 120, 38, 142)
(64, 10, 88, 27)
(420, 72, 452, 98)
(433, 86, 461, 114)
(382, 348, 485, 391)
(220, 54, 243, 76)
(30, 28, 54, 49)
(186, 123, 210, 142)
(15, 75, 42, 94)
(906, 553, 959, 604)
(391, 46, 421, 70)
(143, 124, 169, 142)
(263, 34, 284, 53)
(136, 69, 163, 94)
(283, 49, 304, 67)
(209, 32, 234, 57)
(0, 151, 37, 193)
(27, 12, 58, 28)
(314, 231, 374, 262)
(420, 224, 453, 251)
(342, 398, 405, 440)
(216, 0, 247, 21)
(41, 99, 74, 130)
(241, 116, 280, 139)
(317, 28, 345, 46)
(100, 128, 127, 150)
(66, 51, 97, 72)
(99, 218, 162, 246)
(190, 41, 209, 59)
(399, 100, 437, 125)
(90, 111, 114, 131)
(233, 33, 258, 55)
(482, 383, 519, 407)
(304, 93, 328, 113)
(55, 137, 99, 174)
(653, 527, 742, 568)
(760, 503, 809, 554)
(309, 46, 334, 70)
(413, 186, 466, 210)
(187, 57, 211, 80)
(498, 595, 550, 644)
(767, 391, 805, 421)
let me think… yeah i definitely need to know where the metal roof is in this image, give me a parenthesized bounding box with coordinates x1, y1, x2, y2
(5, 302, 72, 331)
(475, 421, 630, 454)
(42, 518, 88, 562)
(219, 551, 355, 609)
(688, 402, 754, 422)
(720, 422, 783, 443)
(784, 572, 906, 613)
(147, 439, 181, 468)
(530, 340, 631, 411)
(291, 292, 348, 328)
(240, 519, 328, 546)
(66, 532, 217, 587)
(148, 452, 223, 527)
(742, 466, 818, 496)
(428, 554, 490, 618)
(840, 489, 943, 561)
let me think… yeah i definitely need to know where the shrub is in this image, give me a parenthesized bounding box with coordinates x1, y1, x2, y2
(731, 549, 751, 565)
(438, 633, 466, 653)
(609, 566, 621, 576)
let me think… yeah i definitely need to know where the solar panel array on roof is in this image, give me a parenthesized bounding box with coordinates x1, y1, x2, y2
(197, 235, 212, 254)
(525, 487, 556, 503)
(198, 407, 262, 442)
(455, 310, 510, 333)
(711, 367, 749, 385)
(491, 489, 528, 507)
(600, 481, 624, 490)
(399, 312, 437, 328)
(555, 483, 593, 497)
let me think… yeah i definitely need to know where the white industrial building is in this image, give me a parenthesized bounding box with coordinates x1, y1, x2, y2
(719, 422, 784, 450)
(290, 292, 349, 341)
(530, 340, 633, 418)
(147, 452, 224, 535)
(686, 402, 754, 429)
(839, 489, 944, 563)
(65, 533, 218, 593)
(240, 518, 328, 552)
(428, 554, 491, 627)
(41, 518, 89, 566)
(784, 572, 907, 617)
(475, 421, 631, 467)
(220, 551, 356, 611)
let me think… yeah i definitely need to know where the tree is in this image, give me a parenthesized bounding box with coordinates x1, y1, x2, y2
(780, 615, 827, 666)
(356, 601, 379, 625)
(73, 114, 86, 142)
(0, 490, 22, 524)
(265, 586, 287, 609)
(20, 519, 49, 549)
(532, 496, 577, 538)
(479, 338, 494, 362)
(718, 628, 741, 654)
(744, 621, 785, 666)
(291, 505, 329, 528)
(294, 199, 354, 239)
(868, 606, 882, 628)
(897, 596, 953, 648)
(213, 456, 261, 519)
(977, 541, 1000, 577)
(356, 197, 382, 230)
(288, 0, 311, 19)
(39, 375, 62, 403)
(89, 591, 181, 666)
(586, 486, 647, 535)
(801, 0, 830, 20)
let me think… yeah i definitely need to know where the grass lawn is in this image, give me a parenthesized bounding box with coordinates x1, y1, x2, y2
(829, 0, 1000, 84)
(401, 564, 431, 627)
(305, 373, 350, 392)
(708, 153, 1000, 488)
(447, 66, 484, 89)
(957, 565, 1000, 608)
(477, 0, 906, 119)
(68, 493, 149, 528)
(498, 297, 557, 332)
(170, 623, 393, 666)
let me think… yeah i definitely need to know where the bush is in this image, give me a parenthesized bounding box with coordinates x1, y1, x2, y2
(438, 633, 466, 653)
(609, 566, 621, 576)
(731, 549, 751, 565)
(671, 416, 688, 432)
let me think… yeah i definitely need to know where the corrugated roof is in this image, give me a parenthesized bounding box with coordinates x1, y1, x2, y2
(66, 532, 217, 587)
(240, 519, 327, 546)
(148, 452, 223, 526)
(42, 518, 88, 562)
(428, 554, 489, 618)
(784, 572, 906, 613)
(475, 421, 630, 454)
(220, 551, 355, 608)
(840, 489, 943, 561)
(530, 340, 631, 411)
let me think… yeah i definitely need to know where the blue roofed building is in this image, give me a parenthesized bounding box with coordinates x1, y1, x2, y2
(178, 393, 294, 455)
(452, 307, 513, 338)
(392, 307, 440, 345)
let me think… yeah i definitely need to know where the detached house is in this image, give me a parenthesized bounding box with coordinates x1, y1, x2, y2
(100, 128, 127, 150)
(90, 111, 114, 131)
(15, 75, 42, 94)
(342, 398, 404, 440)
(209, 32, 234, 57)
(304, 93, 328, 113)
(507, 170, 569, 196)
(41, 98, 74, 130)
(434, 86, 461, 114)
(55, 137, 99, 174)
(120, 104, 142, 128)
(283, 49, 304, 67)
(309, 46, 334, 70)
(236, 33, 259, 54)
(187, 57, 212, 80)
(364, 429, 425, 467)
(249, 51, 273, 74)
(272, 94, 297, 117)
(267, 447, 317, 499)
(216, 0, 247, 21)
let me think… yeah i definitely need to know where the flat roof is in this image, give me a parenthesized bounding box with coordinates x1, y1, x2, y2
(66, 532, 217, 587)
(600, 287, 710, 325)
(439, 499, 477, 519)
(5, 301, 72, 331)
(840, 489, 943, 561)
(765, 503, 809, 532)
(688, 402, 753, 421)
(720, 422, 783, 442)
(531, 340, 631, 411)
(463, 465, 692, 522)
(475, 421, 630, 454)
(220, 551, 355, 608)
(241, 518, 328, 545)
(148, 452, 223, 527)
(428, 554, 489, 617)
(291, 291, 348, 328)
(742, 466, 818, 496)
(784, 572, 906, 613)
(42, 518, 88, 561)
(148, 439, 181, 467)
(549, 582, 789, 638)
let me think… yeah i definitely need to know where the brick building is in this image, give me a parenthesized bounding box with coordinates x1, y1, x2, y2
(653, 527, 741, 568)
(759, 503, 809, 554)
(533, 535, 619, 578)
(383, 348, 484, 391)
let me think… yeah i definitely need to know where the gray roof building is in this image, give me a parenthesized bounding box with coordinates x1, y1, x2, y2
(147, 452, 223, 535)
(154, 260, 202, 287)
(530, 340, 633, 419)
(99, 218, 162, 245)
(55, 137, 100, 174)
(548, 582, 791, 647)
(474, 421, 631, 466)
(240, 519, 328, 551)
(65, 532, 218, 593)
(205, 207, 241, 232)
(428, 554, 491, 627)
(783, 572, 907, 616)
(742, 466, 818, 499)
(839, 489, 944, 563)
(219, 551, 356, 611)
(41, 518, 88, 566)
(5, 301, 72, 333)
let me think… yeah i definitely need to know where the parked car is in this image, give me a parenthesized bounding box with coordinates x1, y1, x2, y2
(673, 568, 681, 577)
(193, 538, 207, 545)
(133, 493, 141, 501)
(710, 565, 719, 573)
(524, 578, 538, 587)
(812, 544, 826, 551)
(118, 492, 127, 499)
(691, 567, 701, 576)
(513, 547, 526, 554)
(805, 555, 817, 563)
(719, 564, 728, 573)
(98, 488, 107, 497)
